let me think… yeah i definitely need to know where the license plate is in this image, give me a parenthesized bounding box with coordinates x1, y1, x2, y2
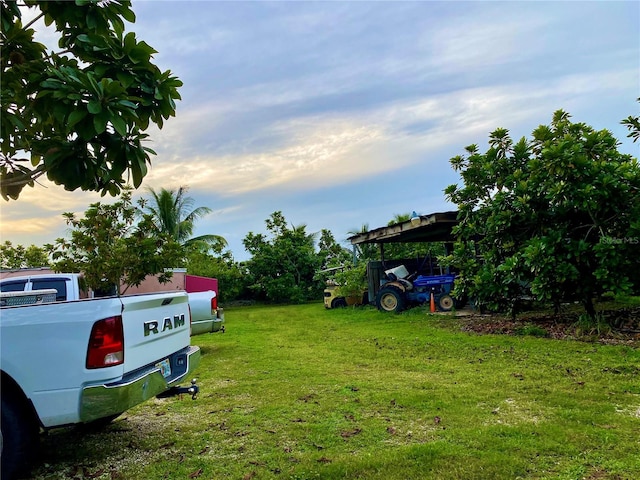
(156, 358, 171, 378)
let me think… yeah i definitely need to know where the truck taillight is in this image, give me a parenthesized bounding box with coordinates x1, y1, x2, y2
(211, 295, 218, 313)
(86, 316, 124, 369)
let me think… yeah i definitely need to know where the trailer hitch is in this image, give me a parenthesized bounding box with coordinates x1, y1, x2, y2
(157, 378, 199, 400)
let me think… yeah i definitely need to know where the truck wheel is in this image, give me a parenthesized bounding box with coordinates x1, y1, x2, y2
(438, 294, 454, 311)
(1, 395, 38, 480)
(331, 297, 348, 308)
(376, 287, 405, 313)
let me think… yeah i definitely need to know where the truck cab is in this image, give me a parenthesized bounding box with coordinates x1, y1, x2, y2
(0, 273, 88, 301)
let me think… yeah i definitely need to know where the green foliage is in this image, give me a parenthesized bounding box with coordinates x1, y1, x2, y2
(143, 185, 227, 256)
(446, 109, 640, 319)
(185, 249, 248, 302)
(0, 241, 50, 269)
(514, 323, 549, 338)
(48, 188, 183, 294)
(313, 229, 354, 289)
(1, 0, 182, 200)
(243, 211, 323, 303)
(141, 185, 242, 302)
(347, 223, 378, 263)
(621, 97, 640, 143)
(573, 312, 613, 337)
(317, 228, 352, 270)
(333, 262, 367, 299)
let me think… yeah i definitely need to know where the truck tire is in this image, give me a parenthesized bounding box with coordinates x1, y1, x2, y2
(376, 286, 406, 313)
(1, 394, 38, 480)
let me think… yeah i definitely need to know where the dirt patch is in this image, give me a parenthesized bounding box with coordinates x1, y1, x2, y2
(456, 306, 640, 346)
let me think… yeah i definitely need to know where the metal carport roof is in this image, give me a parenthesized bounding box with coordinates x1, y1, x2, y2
(347, 211, 459, 245)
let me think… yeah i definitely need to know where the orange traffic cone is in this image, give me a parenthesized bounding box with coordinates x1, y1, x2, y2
(430, 292, 435, 313)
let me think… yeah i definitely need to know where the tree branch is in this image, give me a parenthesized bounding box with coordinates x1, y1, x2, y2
(23, 11, 45, 30)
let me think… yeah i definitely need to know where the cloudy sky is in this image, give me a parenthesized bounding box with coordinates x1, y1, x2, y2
(2, 0, 638, 261)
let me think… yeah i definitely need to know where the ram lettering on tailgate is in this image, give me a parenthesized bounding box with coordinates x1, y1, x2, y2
(144, 314, 186, 336)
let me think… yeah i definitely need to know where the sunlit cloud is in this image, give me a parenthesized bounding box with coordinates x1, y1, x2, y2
(146, 118, 386, 194)
(1, 184, 103, 218)
(146, 66, 638, 204)
(0, 215, 64, 240)
(0, 183, 119, 245)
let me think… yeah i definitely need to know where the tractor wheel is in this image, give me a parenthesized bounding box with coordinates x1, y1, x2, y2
(331, 297, 348, 308)
(438, 294, 454, 311)
(376, 287, 406, 313)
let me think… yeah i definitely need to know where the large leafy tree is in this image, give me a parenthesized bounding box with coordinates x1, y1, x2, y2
(48, 188, 183, 294)
(243, 211, 323, 303)
(0, 241, 50, 269)
(445, 110, 640, 319)
(317, 229, 352, 270)
(185, 249, 248, 303)
(143, 186, 227, 255)
(1, 0, 182, 200)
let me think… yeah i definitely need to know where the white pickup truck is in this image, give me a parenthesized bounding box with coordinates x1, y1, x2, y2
(0, 274, 201, 479)
(189, 290, 225, 335)
(0, 272, 224, 335)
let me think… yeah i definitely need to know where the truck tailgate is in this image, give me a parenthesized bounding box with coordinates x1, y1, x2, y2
(120, 291, 192, 374)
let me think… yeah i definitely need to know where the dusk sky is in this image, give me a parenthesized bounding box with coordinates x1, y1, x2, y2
(1, 1, 638, 261)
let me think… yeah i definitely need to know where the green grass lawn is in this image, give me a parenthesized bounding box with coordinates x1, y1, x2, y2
(32, 304, 640, 480)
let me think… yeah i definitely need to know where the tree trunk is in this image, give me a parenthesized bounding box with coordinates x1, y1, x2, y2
(582, 295, 596, 321)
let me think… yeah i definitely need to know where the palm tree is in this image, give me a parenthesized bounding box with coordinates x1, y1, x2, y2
(347, 223, 378, 262)
(387, 213, 411, 226)
(144, 186, 227, 253)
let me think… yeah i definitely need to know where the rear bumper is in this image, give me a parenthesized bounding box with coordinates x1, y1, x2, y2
(191, 309, 225, 336)
(79, 345, 201, 423)
(190, 318, 224, 336)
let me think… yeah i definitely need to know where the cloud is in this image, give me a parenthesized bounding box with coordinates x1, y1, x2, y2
(0, 215, 63, 240)
(146, 117, 386, 194)
(2, 0, 637, 259)
(145, 64, 637, 205)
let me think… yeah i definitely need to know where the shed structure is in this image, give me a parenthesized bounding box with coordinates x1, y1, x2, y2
(347, 211, 460, 303)
(347, 210, 459, 252)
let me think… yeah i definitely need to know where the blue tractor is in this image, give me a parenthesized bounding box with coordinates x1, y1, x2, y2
(376, 264, 456, 313)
